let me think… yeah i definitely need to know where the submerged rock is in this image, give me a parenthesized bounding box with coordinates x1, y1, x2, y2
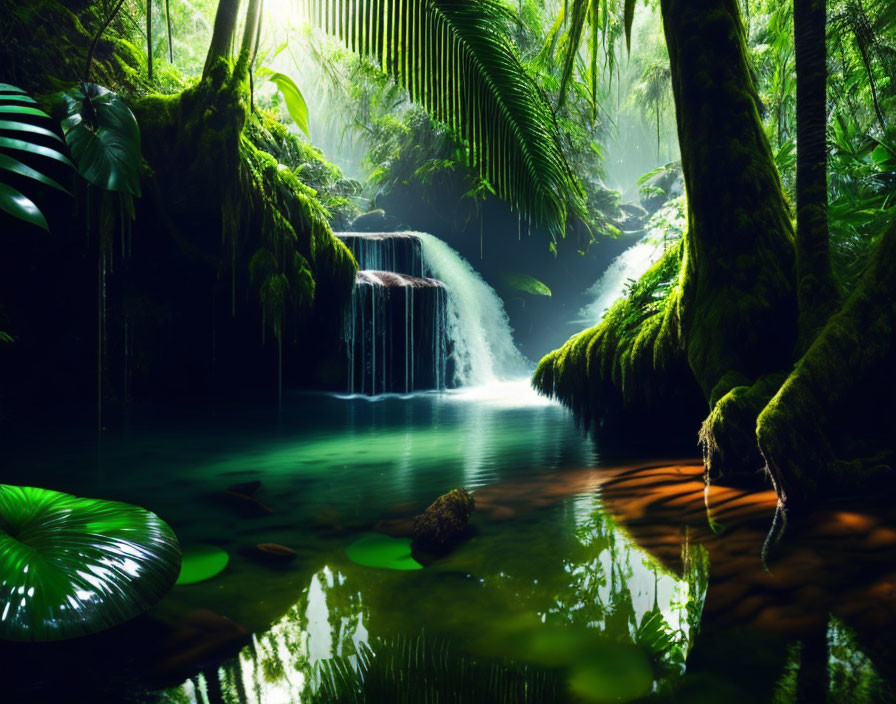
(227, 480, 262, 496)
(216, 490, 274, 517)
(412, 489, 475, 554)
(254, 543, 298, 562)
(155, 609, 250, 678)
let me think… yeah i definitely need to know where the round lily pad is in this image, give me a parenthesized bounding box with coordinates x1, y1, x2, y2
(176, 544, 230, 585)
(346, 533, 423, 571)
(0, 484, 181, 642)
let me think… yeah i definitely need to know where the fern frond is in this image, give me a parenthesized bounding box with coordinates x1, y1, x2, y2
(300, 0, 585, 240)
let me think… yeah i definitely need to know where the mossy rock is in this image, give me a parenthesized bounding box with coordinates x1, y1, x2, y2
(411, 488, 475, 555)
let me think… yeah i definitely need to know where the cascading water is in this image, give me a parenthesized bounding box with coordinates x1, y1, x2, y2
(343, 270, 448, 395)
(336, 231, 528, 394)
(574, 236, 665, 325)
(415, 232, 529, 386)
(337, 233, 425, 278)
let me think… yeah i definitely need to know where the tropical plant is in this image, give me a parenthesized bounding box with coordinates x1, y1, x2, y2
(260, 68, 311, 137)
(0, 83, 73, 230)
(58, 83, 142, 197)
(300, 0, 586, 241)
(0, 484, 181, 642)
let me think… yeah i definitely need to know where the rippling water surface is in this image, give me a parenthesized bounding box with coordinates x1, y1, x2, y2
(3, 383, 895, 703)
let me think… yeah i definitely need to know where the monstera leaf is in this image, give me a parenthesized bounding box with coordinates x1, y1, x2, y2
(0, 83, 73, 230)
(0, 485, 181, 642)
(58, 82, 141, 196)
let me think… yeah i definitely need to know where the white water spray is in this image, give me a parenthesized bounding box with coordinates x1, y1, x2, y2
(575, 237, 665, 325)
(415, 232, 529, 386)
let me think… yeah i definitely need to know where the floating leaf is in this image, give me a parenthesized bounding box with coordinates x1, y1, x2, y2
(0, 484, 181, 642)
(503, 272, 552, 297)
(58, 82, 142, 196)
(346, 533, 423, 571)
(176, 544, 230, 585)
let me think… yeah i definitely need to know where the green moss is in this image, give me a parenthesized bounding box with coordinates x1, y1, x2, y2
(0, 0, 147, 96)
(756, 218, 896, 507)
(131, 59, 358, 342)
(533, 240, 703, 443)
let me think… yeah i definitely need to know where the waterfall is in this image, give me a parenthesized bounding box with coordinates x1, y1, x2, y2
(336, 233, 424, 278)
(344, 271, 447, 395)
(415, 232, 529, 386)
(575, 237, 664, 325)
(336, 231, 527, 394)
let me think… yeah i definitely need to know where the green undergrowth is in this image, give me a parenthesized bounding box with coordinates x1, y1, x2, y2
(533, 239, 703, 440)
(0, 0, 151, 96)
(134, 58, 357, 340)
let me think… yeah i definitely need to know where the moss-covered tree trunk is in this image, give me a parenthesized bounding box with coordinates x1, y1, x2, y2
(757, 219, 896, 510)
(203, 0, 241, 77)
(794, 0, 839, 349)
(659, 0, 797, 478)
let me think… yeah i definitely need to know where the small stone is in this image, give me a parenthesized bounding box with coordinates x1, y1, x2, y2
(255, 543, 298, 562)
(217, 490, 274, 517)
(228, 480, 262, 496)
(155, 609, 250, 677)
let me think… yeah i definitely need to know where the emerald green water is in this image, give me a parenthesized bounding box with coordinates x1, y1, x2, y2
(3, 383, 895, 702)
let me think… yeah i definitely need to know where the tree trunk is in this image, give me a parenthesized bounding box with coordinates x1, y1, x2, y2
(147, 0, 153, 81)
(203, 0, 242, 77)
(757, 218, 896, 511)
(166, 0, 173, 63)
(794, 0, 838, 350)
(659, 0, 797, 478)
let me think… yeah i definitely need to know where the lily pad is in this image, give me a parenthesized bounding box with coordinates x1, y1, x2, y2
(346, 533, 423, 571)
(0, 484, 181, 642)
(176, 544, 230, 585)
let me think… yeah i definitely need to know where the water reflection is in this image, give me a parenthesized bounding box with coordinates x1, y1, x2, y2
(161, 490, 709, 703)
(5, 391, 896, 702)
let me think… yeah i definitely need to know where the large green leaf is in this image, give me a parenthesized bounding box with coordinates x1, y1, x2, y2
(0, 136, 73, 168)
(0, 182, 48, 230)
(0, 105, 52, 118)
(58, 82, 142, 196)
(0, 154, 70, 194)
(0, 119, 65, 142)
(0, 485, 181, 642)
(0, 84, 72, 230)
(266, 71, 311, 138)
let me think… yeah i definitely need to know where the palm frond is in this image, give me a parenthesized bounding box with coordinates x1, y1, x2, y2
(0, 83, 73, 231)
(557, 0, 590, 107)
(554, 0, 636, 113)
(300, 0, 584, 240)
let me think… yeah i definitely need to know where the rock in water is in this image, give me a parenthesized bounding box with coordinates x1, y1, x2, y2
(228, 480, 262, 496)
(255, 543, 298, 562)
(412, 489, 475, 554)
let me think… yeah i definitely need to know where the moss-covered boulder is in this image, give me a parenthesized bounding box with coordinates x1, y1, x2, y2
(411, 489, 475, 555)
